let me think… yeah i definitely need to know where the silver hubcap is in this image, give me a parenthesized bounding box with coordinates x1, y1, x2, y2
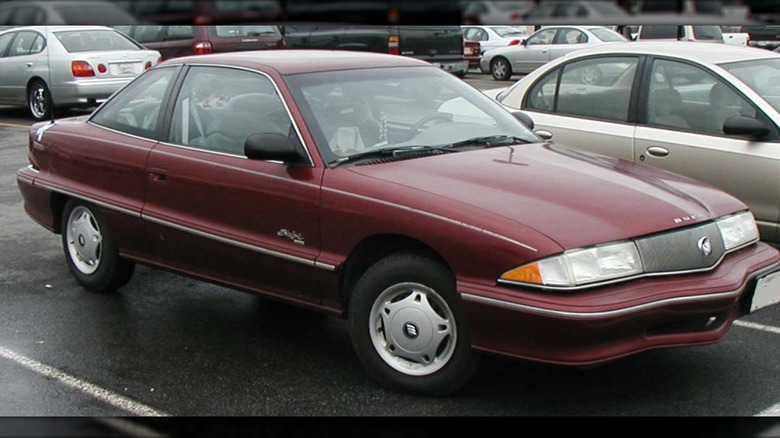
(30, 85, 47, 119)
(66, 207, 103, 275)
(369, 282, 456, 376)
(493, 60, 506, 78)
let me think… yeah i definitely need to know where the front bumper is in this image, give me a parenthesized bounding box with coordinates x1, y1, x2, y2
(460, 242, 780, 366)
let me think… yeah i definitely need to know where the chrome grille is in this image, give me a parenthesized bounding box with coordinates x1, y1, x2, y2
(636, 222, 725, 273)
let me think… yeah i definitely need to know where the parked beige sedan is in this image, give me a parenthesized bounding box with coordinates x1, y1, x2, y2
(491, 42, 780, 243)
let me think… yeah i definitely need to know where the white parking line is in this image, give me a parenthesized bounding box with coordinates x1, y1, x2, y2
(734, 320, 780, 334)
(0, 345, 169, 416)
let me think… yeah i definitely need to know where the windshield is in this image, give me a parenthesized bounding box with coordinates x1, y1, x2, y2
(492, 26, 526, 37)
(284, 66, 540, 166)
(720, 57, 780, 113)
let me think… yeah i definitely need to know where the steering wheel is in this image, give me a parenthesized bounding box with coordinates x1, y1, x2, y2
(407, 112, 453, 138)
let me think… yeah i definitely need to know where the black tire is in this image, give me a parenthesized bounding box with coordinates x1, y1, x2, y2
(348, 252, 479, 396)
(28, 80, 53, 122)
(490, 57, 512, 81)
(61, 200, 134, 293)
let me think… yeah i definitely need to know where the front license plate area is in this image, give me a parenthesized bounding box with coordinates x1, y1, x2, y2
(751, 270, 780, 313)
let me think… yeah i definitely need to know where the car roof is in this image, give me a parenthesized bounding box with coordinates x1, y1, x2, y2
(559, 41, 780, 65)
(0, 25, 114, 34)
(160, 49, 432, 74)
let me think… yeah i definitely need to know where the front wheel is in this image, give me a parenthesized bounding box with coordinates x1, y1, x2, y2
(28, 80, 53, 121)
(61, 200, 135, 293)
(348, 252, 479, 396)
(490, 57, 512, 81)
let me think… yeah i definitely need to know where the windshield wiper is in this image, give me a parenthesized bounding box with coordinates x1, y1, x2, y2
(445, 135, 532, 148)
(328, 145, 455, 167)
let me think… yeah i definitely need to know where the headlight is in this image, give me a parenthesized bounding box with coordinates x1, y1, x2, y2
(501, 241, 643, 288)
(716, 211, 759, 251)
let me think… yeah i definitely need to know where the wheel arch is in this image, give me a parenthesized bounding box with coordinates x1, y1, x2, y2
(50, 192, 70, 234)
(338, 233, 454, 313)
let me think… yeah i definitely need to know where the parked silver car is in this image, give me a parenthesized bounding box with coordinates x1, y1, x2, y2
(480, 25, 627, 80)
(490, 42, 780, 243)
(0, 26, 160, 120)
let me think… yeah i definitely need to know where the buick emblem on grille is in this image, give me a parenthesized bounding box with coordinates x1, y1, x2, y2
(403, 322, 419, 339)
(697, 237, 713, 257)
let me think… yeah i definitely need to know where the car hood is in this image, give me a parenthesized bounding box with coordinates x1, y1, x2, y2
(345, 143, 745, 249)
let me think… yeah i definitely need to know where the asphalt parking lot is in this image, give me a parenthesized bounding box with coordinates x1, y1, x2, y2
(1, 71, 780, 433)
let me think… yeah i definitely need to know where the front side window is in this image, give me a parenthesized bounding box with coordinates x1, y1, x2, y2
(521, 68, 559, 112)
(644, 59, 759, 135)
(555, 29, 587, 44)
(556, 57, 638, 122)
(91, 67, 176, 138)
(168, 66, 292, 156)
(8, 31, 41, 57)
(526, 29, 556, 45)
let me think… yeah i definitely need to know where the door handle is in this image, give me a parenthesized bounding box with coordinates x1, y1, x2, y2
(149, 167, 167, 184)
(26, 62, 33, 67)
(645, 146, 669, 158)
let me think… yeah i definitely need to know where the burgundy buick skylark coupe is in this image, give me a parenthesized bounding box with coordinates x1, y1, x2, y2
(16, 50, 780, 396)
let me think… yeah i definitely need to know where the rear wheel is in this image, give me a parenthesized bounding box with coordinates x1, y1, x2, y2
(28, 80, 52, 121)
(61, 200, 134, 293)
(348, 252, 479, 396)
(490, 57, 512, 81)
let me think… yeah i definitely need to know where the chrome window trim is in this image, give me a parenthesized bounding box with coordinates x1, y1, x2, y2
(498, 237, 760, 292)
(31, 183, 335, 272)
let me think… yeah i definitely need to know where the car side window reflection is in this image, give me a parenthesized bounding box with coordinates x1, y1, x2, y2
(645, 59, 759, 136)
(520, 57, 638, 124)
(167, 66, 292, 156)
(91, 68, 176, 138)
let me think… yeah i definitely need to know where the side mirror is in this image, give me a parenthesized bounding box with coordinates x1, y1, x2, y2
(244, 133, 303, 163)
(723, 116, 770, 140)
(512, 111, 534, 130)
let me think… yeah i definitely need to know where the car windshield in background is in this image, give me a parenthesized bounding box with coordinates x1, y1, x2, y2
(214, 25, 280, 37)
(52, 3, 139, 24)
(285, 66, 539, 165)
(692, 25, 723, 40)
(55, 29, 140, 52)
(590, 28, 627, 42)
(721, 58, 780, 113)
(492, 26, 526, 37)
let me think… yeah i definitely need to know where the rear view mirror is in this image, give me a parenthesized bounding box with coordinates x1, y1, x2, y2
(245, 133, 304, 164)
(723, 116, 770, 140)
(512, 111, 534, 130)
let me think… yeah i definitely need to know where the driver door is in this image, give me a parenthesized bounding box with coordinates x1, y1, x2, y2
(143, 65, 324, 303)
(515, 28, 556, 73)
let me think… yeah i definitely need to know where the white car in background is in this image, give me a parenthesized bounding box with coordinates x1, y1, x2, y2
(462, 25, 529, 72)
(0, 26, 160, 120)
(489, 42, 780, 243)
(480, 25, 627, 80)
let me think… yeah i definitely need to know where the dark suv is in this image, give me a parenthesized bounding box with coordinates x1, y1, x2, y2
(283, 25, 468, 77)
(115, 25, 285, 60)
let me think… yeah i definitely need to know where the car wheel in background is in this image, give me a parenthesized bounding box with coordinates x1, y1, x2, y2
(490, 57, 512, 81)
(61, 200, 135, 293)
(28, 80, 53, 121)
(348, 252, 480, 396)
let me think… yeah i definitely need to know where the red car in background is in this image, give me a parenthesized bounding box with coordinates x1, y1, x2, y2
(464, 38, 481, 71)
(16, 50, 780, 396)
